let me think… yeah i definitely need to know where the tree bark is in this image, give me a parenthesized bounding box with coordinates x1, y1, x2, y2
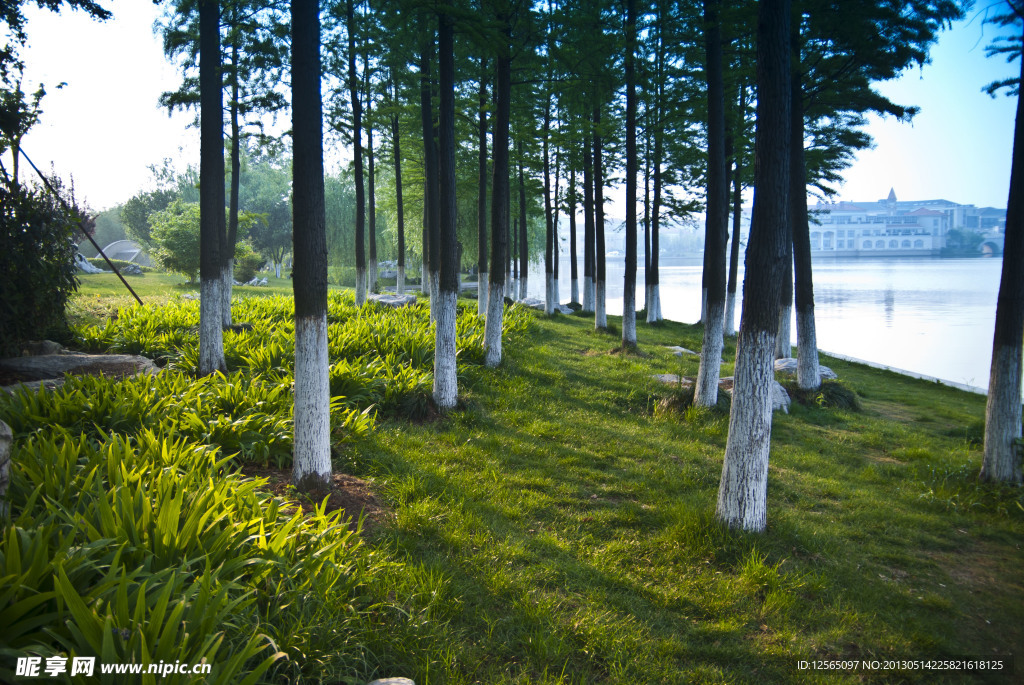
(434, 8, 458, 411)
(725, 87, 746, 337)
(223, 30, 240, 328)
(622, 0, 638, 347)
(569, 164, 580, 304)
(199, 0, 225, 376)
(791, 65, 821, 390)
(478, 61, 489, 315)
(518, 141, 528, 301)
(544, 96, 555, 314)
(347, 0, 366, 306)
(695, 0, 728, 407)
(593, 106, 607, 330)
(716, 0, 791, 533)
(981, 45, 1024, 485)
(291, 0, 331, 496)
(391, 76, 406, 295)
(485, 23, 511, 368)
(582, 140, 595, 313)
(367, 99, 378, 294)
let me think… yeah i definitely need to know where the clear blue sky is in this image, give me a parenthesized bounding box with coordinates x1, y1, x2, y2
(16, 3, 1020, 213)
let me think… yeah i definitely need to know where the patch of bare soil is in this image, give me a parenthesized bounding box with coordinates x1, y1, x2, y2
(241, 465, 391, 535)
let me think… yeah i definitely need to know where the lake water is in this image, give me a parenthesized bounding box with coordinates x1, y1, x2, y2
(525, 255, 1006, 392)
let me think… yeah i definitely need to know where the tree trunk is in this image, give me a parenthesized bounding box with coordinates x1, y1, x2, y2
(391, 77, 406, 296)
(981, 46, 1024, 485)
(199, 0, 225, 376)
(478, 61, 489, 316)
(716, 0, 791, 533)
(725, 86, 747, 337)
(648, 121, 663, 324)
(791, 67, 821, 390)
(223, 32, 240, 328)
(593, 106, 607, 330)
(644, 125, 651, 316)
(434, 9, 458, 411)
(518, 144, 528, 301)
(291, 0, 331, 496)
(367, 100, 378, 294)
(485, 25, 511, 368)
(347, 0, 366, 306)
(544, 97, 555, 314)
(775, 253, 792, 359)
(569, 164, 580, 304)
(621, 0, 638, 348)
(695, 0, 727, 407)
(582, 141, 595, 313)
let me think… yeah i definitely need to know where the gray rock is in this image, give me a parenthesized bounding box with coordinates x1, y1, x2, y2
(665, 345, 700, 357)
(366, 680, 415, 685)
(718, 377, 791, 414)
(0, 420, 10, 518)
(368, 293, 418, 308)
(519, 298, 574, 314)
(773, 357, 837, 380)
(0, 353, 160, 386)
(21, 340, 64, 356)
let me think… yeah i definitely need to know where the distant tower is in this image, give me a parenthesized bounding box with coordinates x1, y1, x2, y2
(886, 187, 897, 215)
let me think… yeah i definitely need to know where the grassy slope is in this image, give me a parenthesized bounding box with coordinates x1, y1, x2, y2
(357, 313, 1022, 684)
(65, 279, 1024, 683)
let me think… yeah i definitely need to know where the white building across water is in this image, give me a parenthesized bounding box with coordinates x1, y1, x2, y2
(806, 188, 1005, 256)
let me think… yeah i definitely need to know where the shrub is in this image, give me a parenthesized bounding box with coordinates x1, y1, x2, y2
(232, 241, 265, 283)
(150, 199, 201, 282)
(0, 182, 80, 356)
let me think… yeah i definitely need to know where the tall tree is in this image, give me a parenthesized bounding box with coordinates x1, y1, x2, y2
(695, 0, 728, 406)
(477, 60, 489, 315)
(981, 2, 1023, 484)
(291, 0, 331, 495)
(484, 6, 511, 367)
(621, 0, 638, 347)
(347, 0, 367, 305)
(389, 73, 407, 294)
(593, 105, 607, 330)
(517, 138, 528, 300)
(434, 4, 459, 410)
(582, 139, 595, 312)
(716, 0, 791, 532)
(198, 0, 226, 376)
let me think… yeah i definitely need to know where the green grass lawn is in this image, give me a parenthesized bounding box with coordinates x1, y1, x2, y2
(10, 279, 1024, 684)
(352, 312, 1022, 683)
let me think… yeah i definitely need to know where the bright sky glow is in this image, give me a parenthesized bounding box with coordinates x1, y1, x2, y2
(14, 3, 1020, 213)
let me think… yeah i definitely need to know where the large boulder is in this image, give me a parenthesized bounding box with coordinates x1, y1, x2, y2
(519, 298, 575, 314)
(773, 357, 837, 380)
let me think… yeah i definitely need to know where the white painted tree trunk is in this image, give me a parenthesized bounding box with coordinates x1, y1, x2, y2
(553, 270, 560, 306)
(796, 311, 821, 390)
(505, 268, 511, 299)
(199, 277, 225, 375)
(695, 303, 725, 407)
(292, 314, 331, 493)
(595, 281, 607, 329)
(583, 276, 594, 312)
(275, 262, 282, 279)
(430, 270, 440, 321)
(646, 284, 662, 324)
(716, 329, 775, 531)
(571, 277, 579, 306)
(545, 273, 555, 314)
(355, 266, 367, 307)
(369, 259, 377, 294)
(478, 271, 488, 316)
(433, 290, 458, 410)
(519, 274, 528, 302)
(220, 259, 233, 327)
(981, 343, 1023, 483)
(622, 288, 636, 346)
(724, 291, 737, 336)
(484, 283, 504, 367)
(775, 304, 792, 359)
(397, 265, 406, 295)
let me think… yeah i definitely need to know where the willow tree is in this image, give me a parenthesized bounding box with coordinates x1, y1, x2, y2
(291, 0, 331, 495)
